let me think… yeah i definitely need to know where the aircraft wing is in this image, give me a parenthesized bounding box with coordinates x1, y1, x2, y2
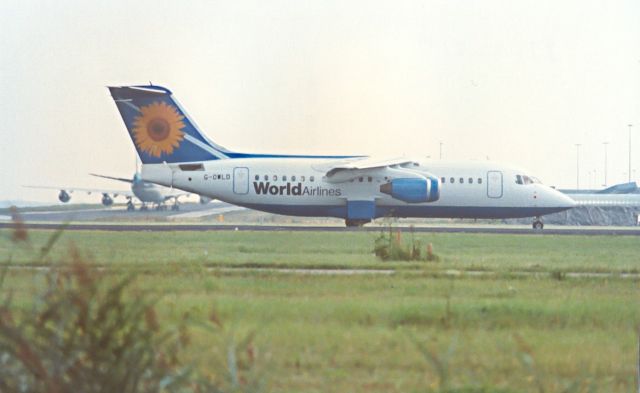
(324, 157, 420, 183)
(89, 173, 133, 183)
(24, 185, 134, 198)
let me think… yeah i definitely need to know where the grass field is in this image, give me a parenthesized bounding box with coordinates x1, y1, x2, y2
(1, 228, 639, 392)
(2, 229, 639, 273)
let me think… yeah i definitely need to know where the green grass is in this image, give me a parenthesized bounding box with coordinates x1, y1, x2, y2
(1, 229, 639, 392)
(1, 229, 639, 273)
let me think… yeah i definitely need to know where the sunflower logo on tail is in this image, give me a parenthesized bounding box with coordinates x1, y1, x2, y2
(133, 102, 185, 157)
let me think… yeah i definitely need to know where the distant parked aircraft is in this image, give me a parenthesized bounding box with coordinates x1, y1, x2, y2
(26, 173, 209, 211)
(108, 84, 574, 228)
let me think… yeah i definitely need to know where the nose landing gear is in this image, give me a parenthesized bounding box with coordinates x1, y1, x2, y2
(532, 217, 544, 230)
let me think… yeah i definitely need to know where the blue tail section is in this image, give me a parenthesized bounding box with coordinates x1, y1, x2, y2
(108, 85, 230, 164)
(109, 84, 359, 164)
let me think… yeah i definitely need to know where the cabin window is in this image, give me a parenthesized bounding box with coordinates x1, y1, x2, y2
(368, 176, 372, 182)
(282, 175, 287, 181)
(441, 177, 445, 184)
(459, 177, 464, 183)
(449, 177, 455, 183)
(264, 175, 268, 181)
(301, 176, 306, 182)
(292, 176, 296, 181)
(516, 175, 523, 185)
(468, 177, 473, 184)
(359, 177, 364, 182)
(273, 175, 278, 181)
(255, 175, 259, 181)
(310, 176, 315, 182)
(478, 178, 482, 184)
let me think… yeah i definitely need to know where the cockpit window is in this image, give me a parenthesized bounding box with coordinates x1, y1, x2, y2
(516, 174, 542, 185)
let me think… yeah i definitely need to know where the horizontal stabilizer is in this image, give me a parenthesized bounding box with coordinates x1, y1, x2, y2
(90, 173, 133, 184)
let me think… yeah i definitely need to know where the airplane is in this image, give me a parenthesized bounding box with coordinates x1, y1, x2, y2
(107, 84, 575, 229)
(26, 173, 207, 211)
(88, 173, 213, 209)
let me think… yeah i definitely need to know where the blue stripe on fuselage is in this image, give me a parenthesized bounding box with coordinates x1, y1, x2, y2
(238, 203, 569, 219)
(225, 152, 362, 160)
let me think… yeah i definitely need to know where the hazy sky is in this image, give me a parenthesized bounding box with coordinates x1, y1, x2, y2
(2, 0, 639, 202)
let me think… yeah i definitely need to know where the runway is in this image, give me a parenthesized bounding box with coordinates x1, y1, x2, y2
(0, 202, 242, 222)
(1, 222, 639, 235)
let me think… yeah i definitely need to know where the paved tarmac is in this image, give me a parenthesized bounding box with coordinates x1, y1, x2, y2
(3, 203, 639, 235)
(1, 222, 639, 235)
(1, 202, 241, 222)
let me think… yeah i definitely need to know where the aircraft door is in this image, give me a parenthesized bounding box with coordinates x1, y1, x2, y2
(486, 171, 503, 198)
(233, 167, 249, 195)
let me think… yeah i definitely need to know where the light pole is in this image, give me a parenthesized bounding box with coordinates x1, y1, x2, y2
(439, 141, 443, 160)
(603, 142, 609, 187)
(629, 124, 633, 183)
(575, 144, 581, 189)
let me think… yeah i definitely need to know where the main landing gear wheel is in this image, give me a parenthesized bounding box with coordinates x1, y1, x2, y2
(532, 218, 544, 230)
(345, 219, 370, 227)
(126, 201, 135, 211)
(171, 204, 180, 211)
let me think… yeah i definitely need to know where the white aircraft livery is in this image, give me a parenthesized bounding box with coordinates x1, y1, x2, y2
(108, 84, 575, 228)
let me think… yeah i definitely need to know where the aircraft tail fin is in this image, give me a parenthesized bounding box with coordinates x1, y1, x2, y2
(108, 85, 231, 164)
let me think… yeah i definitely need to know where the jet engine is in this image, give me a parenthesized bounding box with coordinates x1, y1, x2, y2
(101, 194, 114, 206)
(58, 190, 71, 203)
(379, 177, 440, 203)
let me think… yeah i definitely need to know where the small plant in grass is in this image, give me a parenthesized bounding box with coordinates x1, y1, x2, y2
(409, 332, 597, 393)
(374, 223, 439, 262)
(0, 213, 266, 393)
(409, 333, 514, 393)
(550, 269, 567, 281)
(512, 333, 597, 393)
(0, 244, 193, 392)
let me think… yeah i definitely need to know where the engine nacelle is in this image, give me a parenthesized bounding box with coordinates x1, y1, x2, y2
(101, 194, 114, 206)
(58, 190, 71, 203)
(379, 177, 440, 203)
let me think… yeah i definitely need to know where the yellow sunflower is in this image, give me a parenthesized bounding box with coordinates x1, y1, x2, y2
(133, 101, 185, 157)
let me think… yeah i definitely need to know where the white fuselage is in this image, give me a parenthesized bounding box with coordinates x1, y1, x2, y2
(141, 158, 575, 219)
(131, 180, 172, 204)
